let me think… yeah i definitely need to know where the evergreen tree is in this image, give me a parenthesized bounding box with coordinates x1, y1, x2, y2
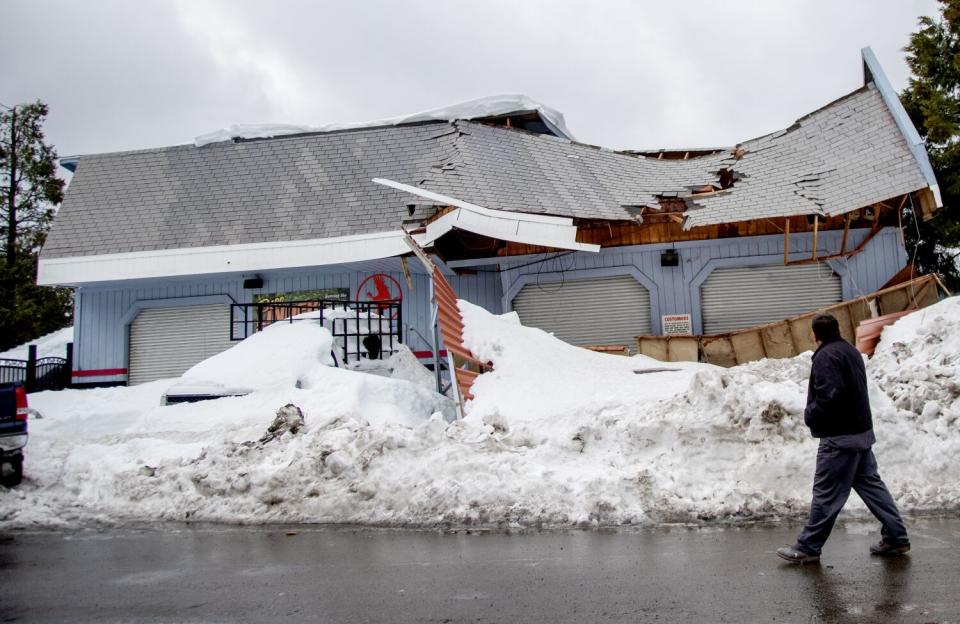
(901, 0, 960, 290)
(0, 101, 71, 352)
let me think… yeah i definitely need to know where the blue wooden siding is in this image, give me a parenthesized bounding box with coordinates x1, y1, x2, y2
(72, 227, 905, 374)
(500, 227, 906, 335)
(73, 262, 502, 373)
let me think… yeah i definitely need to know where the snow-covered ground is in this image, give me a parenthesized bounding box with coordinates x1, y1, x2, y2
(2, 299, 958, 530)
(0, 326, 73, 360)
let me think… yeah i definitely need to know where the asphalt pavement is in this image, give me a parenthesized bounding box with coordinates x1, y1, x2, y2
(1, 517, 958, 623)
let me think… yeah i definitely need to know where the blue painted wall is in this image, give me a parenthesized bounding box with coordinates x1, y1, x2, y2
(73, 261, 503, 375)
(72, 227, 905, 377)
(499, 227, 906, 335)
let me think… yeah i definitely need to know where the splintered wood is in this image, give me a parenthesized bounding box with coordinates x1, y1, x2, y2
(635, 274, 944, 366)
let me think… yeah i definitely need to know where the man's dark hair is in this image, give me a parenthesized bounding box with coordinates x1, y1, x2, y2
(811, 313, 841, 342)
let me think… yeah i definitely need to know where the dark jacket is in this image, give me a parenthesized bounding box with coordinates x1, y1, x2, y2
(804, 335, 873, 438)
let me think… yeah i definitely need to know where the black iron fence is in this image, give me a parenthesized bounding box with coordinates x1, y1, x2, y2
(230, 300, 403, 365)
(0, 359, 26, 385)
(0, 343, 73, 392)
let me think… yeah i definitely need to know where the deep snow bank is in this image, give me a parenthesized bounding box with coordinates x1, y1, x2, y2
(169, 321, 336, 396)
(2, 299, 959, 529)
(0, 321, 452, 528)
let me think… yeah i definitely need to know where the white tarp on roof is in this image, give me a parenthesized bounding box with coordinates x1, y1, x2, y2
(194, 94, 574, 147)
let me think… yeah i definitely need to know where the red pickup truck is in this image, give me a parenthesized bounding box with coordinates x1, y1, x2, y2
(0, 382, 28, 486)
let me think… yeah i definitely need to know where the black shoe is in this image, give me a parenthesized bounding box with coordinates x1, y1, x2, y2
(870, 540, 910, 556)
(776, 545, 820, 564)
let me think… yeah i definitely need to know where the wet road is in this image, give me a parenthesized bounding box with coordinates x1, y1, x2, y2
(1, 518, 958, 623)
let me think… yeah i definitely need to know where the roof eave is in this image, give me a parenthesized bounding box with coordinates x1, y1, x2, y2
(861, 46, 942, 207)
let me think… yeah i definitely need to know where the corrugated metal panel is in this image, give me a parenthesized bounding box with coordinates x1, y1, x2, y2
(701, 263, 842, 334)
(513, 275, 651, 350)
(128, 304, 234, 384)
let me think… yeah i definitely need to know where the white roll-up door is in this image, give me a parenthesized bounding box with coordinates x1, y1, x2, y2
(701, 263, 842, 334)
(128, 304, 234, 385)
(512, 275, 651, 350)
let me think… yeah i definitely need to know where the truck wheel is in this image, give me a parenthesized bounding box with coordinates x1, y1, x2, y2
(1, 456, 23, 487)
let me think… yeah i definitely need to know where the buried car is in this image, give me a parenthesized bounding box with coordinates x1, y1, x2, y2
(0, 383, 28, 486)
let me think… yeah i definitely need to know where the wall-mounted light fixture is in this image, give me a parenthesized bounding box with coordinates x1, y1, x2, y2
(243, 276, 264, 289)
(660, 249, 680, 267)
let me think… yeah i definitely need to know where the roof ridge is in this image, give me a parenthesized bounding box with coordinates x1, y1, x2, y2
(62, 119, 457, 164)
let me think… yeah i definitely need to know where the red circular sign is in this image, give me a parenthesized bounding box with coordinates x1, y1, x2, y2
(356, 273, 403, 318)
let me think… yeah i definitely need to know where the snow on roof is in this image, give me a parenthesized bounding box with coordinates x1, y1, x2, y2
(193, 94, 575, 147)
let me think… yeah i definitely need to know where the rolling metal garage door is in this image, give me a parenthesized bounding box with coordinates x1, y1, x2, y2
(128, 304, 235, 385)
(701, 263, 842, 334)
(512, 275, 651, 350)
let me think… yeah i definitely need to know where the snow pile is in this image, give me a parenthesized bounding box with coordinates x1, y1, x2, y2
(0, 321, 453, 528)
(347, 345, 436, 391)
(0, 326, 73, 360)
(168, 320, 335, 396)
(2, 298, 959, 530)
(193, 94, 574, 147)
(869, 297, 960, 431)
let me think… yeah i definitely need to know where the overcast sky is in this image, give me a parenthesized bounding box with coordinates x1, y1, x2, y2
(2, 0, 941, 162)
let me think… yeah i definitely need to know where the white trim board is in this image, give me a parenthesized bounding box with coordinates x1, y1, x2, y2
(373, 178, 600, 253)
(38, 230, 418, 286)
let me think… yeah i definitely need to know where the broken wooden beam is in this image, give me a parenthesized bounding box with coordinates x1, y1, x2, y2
(840, 212, 852, 254)
(783, 218, 791, 264)
(811, 215, 819, 261)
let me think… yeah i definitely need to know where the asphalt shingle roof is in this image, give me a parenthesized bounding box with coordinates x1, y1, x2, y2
(43, 83, 929, 260)
(684, 86, 928, 227)
(43, 123, 457, 259)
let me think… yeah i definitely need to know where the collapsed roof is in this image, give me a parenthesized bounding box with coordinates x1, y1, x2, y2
(42, 48, 938, 265)
(413, 84, 928, 229)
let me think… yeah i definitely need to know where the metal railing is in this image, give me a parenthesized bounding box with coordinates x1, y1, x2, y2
(230, 300, 403, 365)
(0, 359, 26, 385)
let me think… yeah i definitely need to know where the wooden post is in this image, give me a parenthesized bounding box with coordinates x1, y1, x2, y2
(933, 273, 953, 296)
(65, 342, 74, 389)
(400, 256, 414, 291)
(25, 345, 37, 393)
(871, 204, 884, 235)
(811, 215, 819, 261)
(783, 218, 791, 264)
(400, 228, 434, 272)
(897, 197, 906, 248)
(840, 212, 852, 254)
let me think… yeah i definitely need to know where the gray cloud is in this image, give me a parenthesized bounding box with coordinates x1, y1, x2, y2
(1, 0, 940, 161)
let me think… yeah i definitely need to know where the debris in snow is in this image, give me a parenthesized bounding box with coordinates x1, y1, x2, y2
(259, 404, 305, 444)
(870, 297, 960, 423)
(193, 94, 574, 147)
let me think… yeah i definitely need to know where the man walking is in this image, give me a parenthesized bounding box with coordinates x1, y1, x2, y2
(777, 313, 910, 564)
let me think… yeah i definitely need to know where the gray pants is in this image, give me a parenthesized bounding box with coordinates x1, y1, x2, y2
(796, 443, 909, 555)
